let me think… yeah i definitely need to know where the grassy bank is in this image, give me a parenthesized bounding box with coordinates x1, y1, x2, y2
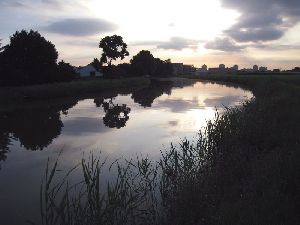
(0, 77, 150, 105)
(36, 75, 300, 225)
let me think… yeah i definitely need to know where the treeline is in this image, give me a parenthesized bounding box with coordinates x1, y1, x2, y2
(0, 30, 173, 87)
(101, 50, 173, 78)
(0, 30, 77, 86)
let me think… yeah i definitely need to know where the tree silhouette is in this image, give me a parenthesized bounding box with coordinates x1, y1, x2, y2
(57, 60, 77, 82)
(0, 30, 58, 86)
(91, 58, 102, 71)
(130, 50, 173, 77)
(99, 35, 129, 67)
(154, 58, 173, 77)
(131, 50, 156, 76)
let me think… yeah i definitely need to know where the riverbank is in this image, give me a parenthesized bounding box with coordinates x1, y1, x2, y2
(180, 74, 300, 224)
(39, 75, 300, 225)
(0, 77, 150, 105)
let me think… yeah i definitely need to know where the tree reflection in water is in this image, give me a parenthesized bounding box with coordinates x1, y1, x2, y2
(0, 100, 77, 168)
(131, 82, 172, 107)
(94, 98, 131, 129)
(0, 80, 175, 168)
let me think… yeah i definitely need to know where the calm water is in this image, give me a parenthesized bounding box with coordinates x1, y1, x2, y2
(0, 81, 252, 224)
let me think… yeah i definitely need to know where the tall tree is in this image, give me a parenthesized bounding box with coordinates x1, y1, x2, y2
(154, 58, 173, 77)
(1, 30, 58, 85)
(99, 35, 129, 67)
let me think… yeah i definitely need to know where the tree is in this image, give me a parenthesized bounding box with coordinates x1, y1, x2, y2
(91, 58, 101, 71)
(154, 58, 173, 77)
(57, 60, 77, 82)
(99, 35, 129, 67)
(130, 50, 156, 76)
(0, 30, 58, 86)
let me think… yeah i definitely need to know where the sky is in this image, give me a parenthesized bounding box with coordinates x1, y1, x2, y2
(0, 0, 300, 69)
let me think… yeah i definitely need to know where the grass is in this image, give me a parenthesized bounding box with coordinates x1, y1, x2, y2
(34, 74, 300, 225)
(0, 77, 150, 105)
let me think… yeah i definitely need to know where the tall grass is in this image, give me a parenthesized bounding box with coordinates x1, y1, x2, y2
(36, 77, 300, 225)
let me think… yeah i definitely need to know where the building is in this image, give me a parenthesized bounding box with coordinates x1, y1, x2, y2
(76, 64, 103, 77)
(259, 66, 268, 72)
(208, 68, 222, 74)
(208, 64, 227, 74)
(183, 65, 196, 75)
(232, 65, 239, 72)
(219, 64, 226, 70)
(196, 64, 208, 75)
(240, 68, 255, 73)
(291, 67, 300, 72)
(172, 63, 184, 75)
(253, 65, 259, 72)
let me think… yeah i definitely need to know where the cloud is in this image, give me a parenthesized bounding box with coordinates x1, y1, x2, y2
(43, 18, 117, 36)
(157, 37, 201, 50)
(249, 43, 300, 50)
(131, 37, 202, 51)
(205, 37, 245, 52)
(8, 1, 32, 9)
(220, 0, 300, 43)
(225, 27, 284, 42)
(0, 0, 60, 9)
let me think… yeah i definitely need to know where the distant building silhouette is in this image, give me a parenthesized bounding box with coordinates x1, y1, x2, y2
(253, 65, 259, 71)
(232, 65, 239, 71)
(259, 66, 268, 72)
(183, 65, 196, 75)
(196, 64, 208, 75)
(291, 67, 300, 72)
(172, 63, 184, 75)
(208, 64, 227, 74)
(219, 64, 226, 70)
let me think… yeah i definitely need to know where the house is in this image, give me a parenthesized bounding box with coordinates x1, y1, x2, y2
(76, 64, 103, 77)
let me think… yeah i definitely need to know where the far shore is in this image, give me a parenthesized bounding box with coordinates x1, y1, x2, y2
(0, 77, 150, 107)
(2, 74, 300, 111)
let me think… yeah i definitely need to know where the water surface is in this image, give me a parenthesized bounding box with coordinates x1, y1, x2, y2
(0, 80, 252, 224)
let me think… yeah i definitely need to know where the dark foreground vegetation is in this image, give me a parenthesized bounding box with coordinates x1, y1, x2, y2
(35, 75, 300, 225)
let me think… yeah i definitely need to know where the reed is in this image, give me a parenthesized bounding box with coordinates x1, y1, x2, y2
(36, 76, 300, 225)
